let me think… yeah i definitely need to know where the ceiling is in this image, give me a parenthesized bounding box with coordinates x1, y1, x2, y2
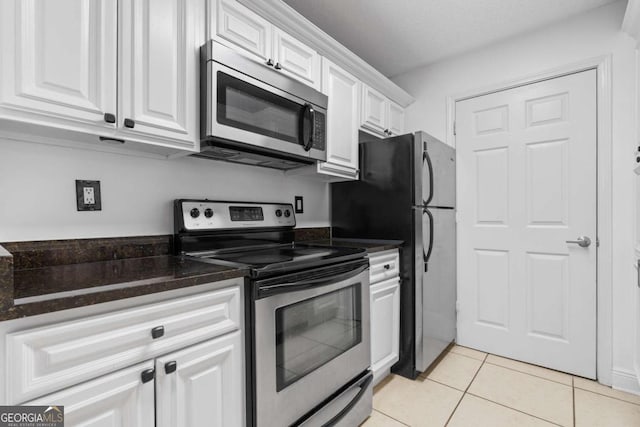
(283, 0, 621, 77)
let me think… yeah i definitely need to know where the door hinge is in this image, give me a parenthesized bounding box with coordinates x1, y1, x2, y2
(453, 121, 457, 136)
(456, 300, 460, 313)
(596, 236, 600, 247)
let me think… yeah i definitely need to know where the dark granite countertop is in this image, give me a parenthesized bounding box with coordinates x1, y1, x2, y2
(0, 237, 248, 321)
(307, 238, 403, 253)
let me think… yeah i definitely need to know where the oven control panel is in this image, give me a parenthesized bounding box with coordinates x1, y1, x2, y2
(177, 200, 296, 231)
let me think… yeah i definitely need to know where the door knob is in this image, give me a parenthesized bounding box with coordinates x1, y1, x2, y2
(566, 236, 591, 248)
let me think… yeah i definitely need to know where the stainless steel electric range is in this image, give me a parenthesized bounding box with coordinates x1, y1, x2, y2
(174, 200, 373, 427)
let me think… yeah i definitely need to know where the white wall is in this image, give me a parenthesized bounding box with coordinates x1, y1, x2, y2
(0, 138, 330, 242)
(392, 0, 639, 392)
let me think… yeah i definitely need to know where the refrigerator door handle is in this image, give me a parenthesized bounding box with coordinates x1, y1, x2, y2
(423, 208, 434, 269)
(423, 150, 434, 205)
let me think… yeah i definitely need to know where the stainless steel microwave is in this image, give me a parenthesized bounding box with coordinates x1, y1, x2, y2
(198, 40, 328, 170)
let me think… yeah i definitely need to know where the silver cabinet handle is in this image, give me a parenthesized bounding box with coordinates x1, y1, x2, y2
(566, 236, 591, 247)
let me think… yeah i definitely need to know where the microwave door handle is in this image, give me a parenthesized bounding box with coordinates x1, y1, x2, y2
(258, 263, 368, 297)
(301, 103, 315, 152)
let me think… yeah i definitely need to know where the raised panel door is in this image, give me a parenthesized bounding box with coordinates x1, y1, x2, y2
(322, 58, 359, 174)
(26, 362, 155, 427)
(456, 70, 597, 378)
(120, 0, 203, 148)
(388, 101, 405, 136)
(370, 278, 400, 385)
(273, 29, 320, 89)
(155, 332, 244, 427)
(0, 0, 117, 126)
(361, 85, 387, 135)
(214, 0, 272, 63)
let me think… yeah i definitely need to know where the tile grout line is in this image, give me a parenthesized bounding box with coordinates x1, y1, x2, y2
(443, 352, 488, 426)
(371, 409, 411, 426)
(464, 392, 565, 426)
(483, 360, 573, 387)
(572, 383, 640, 407)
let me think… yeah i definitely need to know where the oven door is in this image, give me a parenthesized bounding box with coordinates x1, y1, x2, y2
(205, 60, 327, 162)
(253, 259, 371, 427)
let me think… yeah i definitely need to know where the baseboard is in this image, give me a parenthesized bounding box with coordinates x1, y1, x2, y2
(611, 368, 640, 395)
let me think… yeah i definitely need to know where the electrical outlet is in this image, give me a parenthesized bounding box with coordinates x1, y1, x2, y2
(76, 180, 102, 211)
(83, 187, 95, 204)
(294, 196, 304, 213)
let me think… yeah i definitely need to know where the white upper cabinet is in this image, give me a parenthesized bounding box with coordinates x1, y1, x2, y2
(388, 101, 405, 136)
(119, 0, 203, 147)
(0, 0, 203, 154)
(0, 0, 117, 128)
(361, 85, 387, 135)
(214, 0, 272, 62)
(361, 84, 405, 137)
(211, 0, 320, 89)
(273, 29, 321, 90)
(320, 58, 360, 176)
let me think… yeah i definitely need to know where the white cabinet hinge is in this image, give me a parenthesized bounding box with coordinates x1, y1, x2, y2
(455, 300, 460, 313)
(453, 121, 456, 136)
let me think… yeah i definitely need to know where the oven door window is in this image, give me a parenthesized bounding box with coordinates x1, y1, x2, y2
(217, 71, 305, 145)
(275, 284, 362, 391)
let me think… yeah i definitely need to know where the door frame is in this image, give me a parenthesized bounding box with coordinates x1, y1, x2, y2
(447, 56, 613, 385)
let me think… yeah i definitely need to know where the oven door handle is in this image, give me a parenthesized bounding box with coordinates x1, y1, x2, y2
(293, 371, 373, 427)
(321, 373, 372, 427)
(258, 263, 368, 298)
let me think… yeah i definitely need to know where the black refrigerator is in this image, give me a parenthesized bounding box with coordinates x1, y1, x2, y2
(331, 131, 456, 378)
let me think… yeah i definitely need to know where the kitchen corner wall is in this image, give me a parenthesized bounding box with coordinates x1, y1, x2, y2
(391, 0, 638, 392)
(0, 138, 330, 242)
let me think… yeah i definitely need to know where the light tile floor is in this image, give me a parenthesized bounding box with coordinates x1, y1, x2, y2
(362, 345, 640, 427)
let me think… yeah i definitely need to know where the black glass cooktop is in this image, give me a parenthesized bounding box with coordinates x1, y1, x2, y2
(189, 243, 366, 278)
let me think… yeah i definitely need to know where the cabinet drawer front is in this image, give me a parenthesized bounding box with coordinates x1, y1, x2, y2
(6, 285, 241, 404)
(369, 250, 400, 284)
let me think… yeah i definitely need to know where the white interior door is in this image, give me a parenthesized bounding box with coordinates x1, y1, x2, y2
(456, 70, 597, 378)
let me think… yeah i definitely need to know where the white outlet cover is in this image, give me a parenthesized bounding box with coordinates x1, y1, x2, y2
(83, 187, 95, 204)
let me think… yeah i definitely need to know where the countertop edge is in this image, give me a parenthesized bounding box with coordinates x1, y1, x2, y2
(1, 267, 248, 321)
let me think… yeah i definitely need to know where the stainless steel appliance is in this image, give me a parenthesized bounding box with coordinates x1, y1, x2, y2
(174, 200, 372, 427)
(331, 131, 456, 378)
(199, 41, 328, 170)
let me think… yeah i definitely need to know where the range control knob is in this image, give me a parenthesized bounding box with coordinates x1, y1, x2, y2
(190, 208, 200, 218)
(204, 208, 214, 218)
(275, 209, 283, 217)
(284, 209, 291, 218)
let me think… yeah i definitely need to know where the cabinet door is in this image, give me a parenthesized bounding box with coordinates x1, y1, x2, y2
(26, 362, 155, 427)
(361, 85, 388, 135)
(214, 0, 272, 63)
(388, 101, 405, 136)
(120, 0, 203, 148)
(0, 0, 117, 127)
(370, 277, 400, 384)
(322, 58, 360, 173)
(155, 331, 244, 427)
(273, 29, 320, 89)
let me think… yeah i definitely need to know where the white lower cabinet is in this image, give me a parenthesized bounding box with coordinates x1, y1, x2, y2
(26, 361, 155, 427)
(156, 332, 244, 427)
(368, 250, 400, 385)
(3, 281, 245, 426)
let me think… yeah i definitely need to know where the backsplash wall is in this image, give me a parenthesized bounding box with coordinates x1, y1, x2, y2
(0, 138, 330, 242)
